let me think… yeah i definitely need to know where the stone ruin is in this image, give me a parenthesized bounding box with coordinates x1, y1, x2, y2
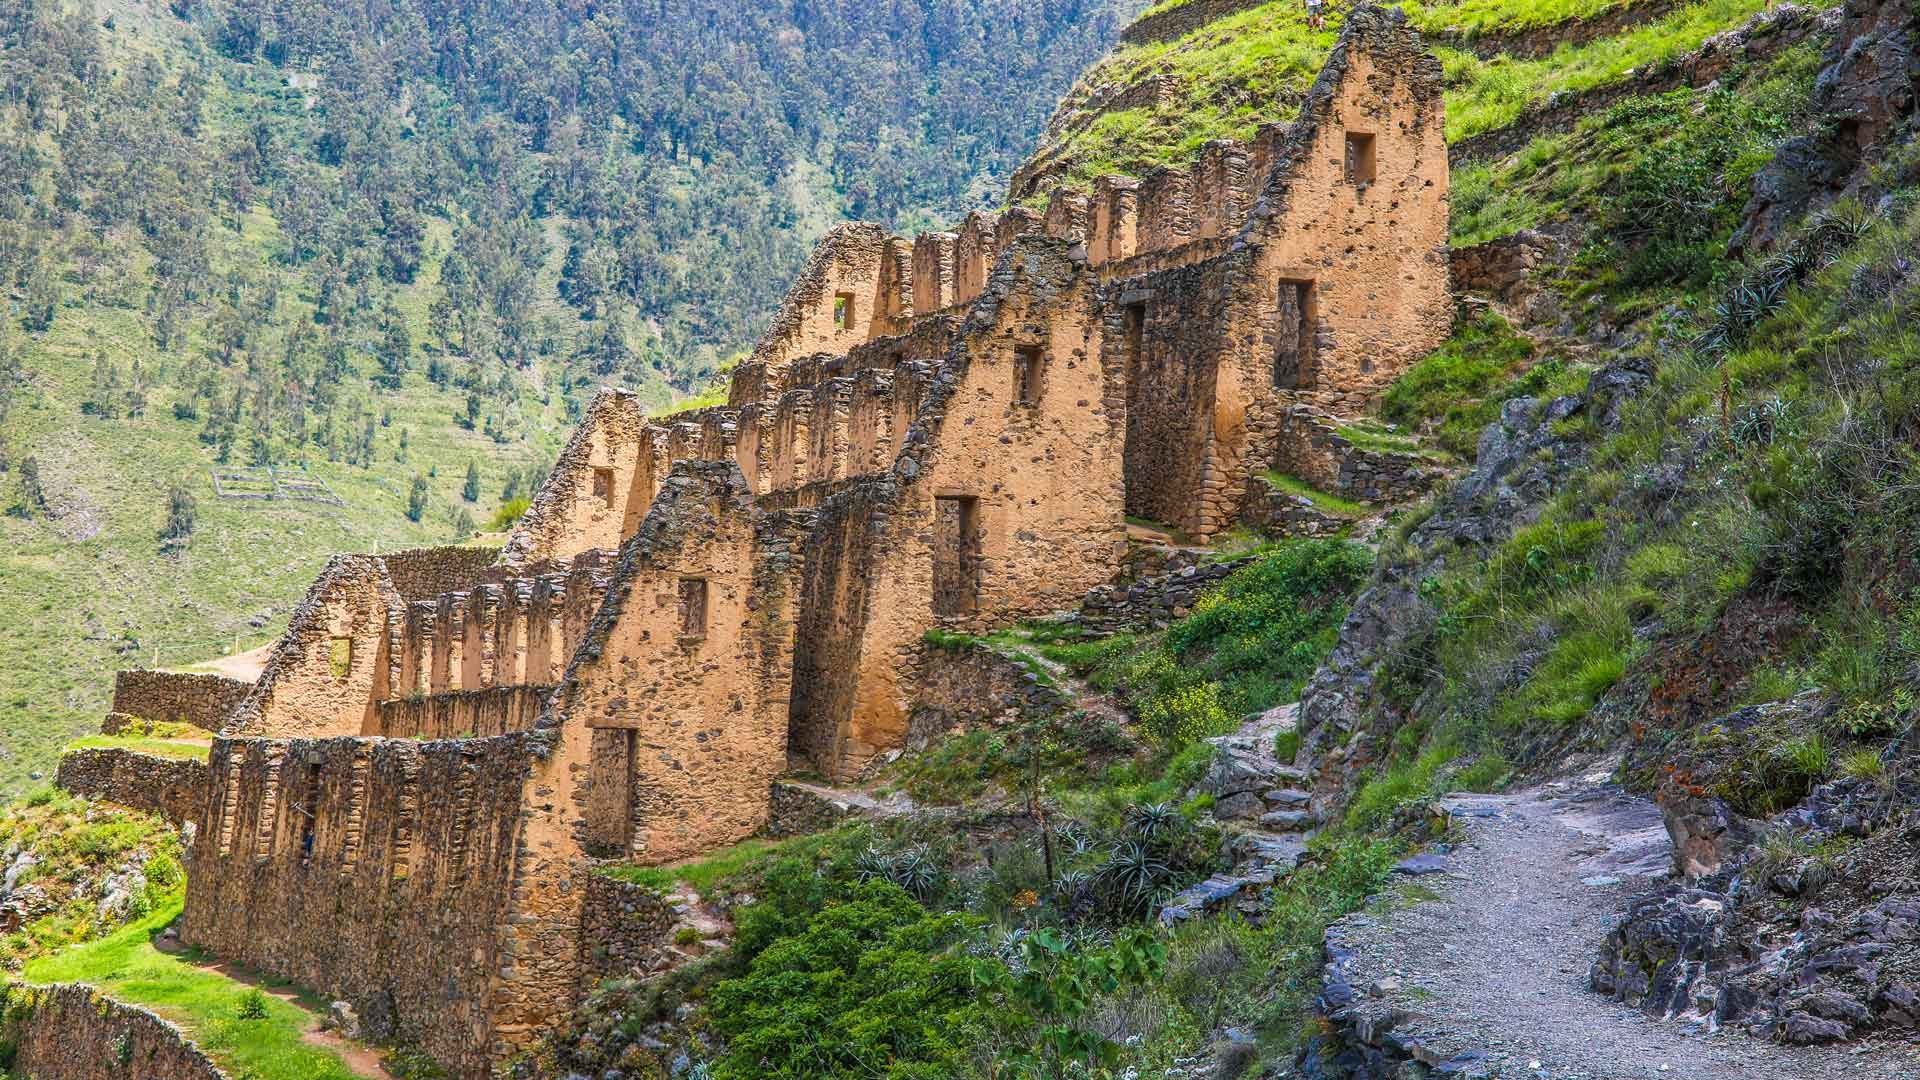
(86, 10, 1453, 1076)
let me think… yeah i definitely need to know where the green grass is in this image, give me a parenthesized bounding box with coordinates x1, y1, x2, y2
(21, 900, 363, 1080)
(600, 834, 832, 895)
(1405, 0, 1648, 37)
(1333, 420, 1432, 459)
(1260, 472, 1367, 517)
(1379, 311, 1539, 457)
(62, 735, 211, 762)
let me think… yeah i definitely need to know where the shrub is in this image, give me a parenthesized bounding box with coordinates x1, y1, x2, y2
(235, 989, 268, 1020)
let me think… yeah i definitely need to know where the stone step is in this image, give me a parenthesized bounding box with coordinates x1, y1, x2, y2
(1259, 809, 1315, 831)
(1264, 788, 1311, 807)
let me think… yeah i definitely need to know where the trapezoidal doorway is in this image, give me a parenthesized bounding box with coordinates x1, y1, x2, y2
(932, 496, 981, 616)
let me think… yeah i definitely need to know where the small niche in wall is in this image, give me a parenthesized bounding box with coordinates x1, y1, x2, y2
(1344, 132, 1376, 185)
(678, 577, 709, 638)
(592, 466, 616, 508)
(833, 292, 856, 330)
(328, 636, 353, 679)
(1013, 345, 1044, 406)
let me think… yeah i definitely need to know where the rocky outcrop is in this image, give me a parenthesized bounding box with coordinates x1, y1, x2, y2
(1734, 0, 1919, 252)
(1594, 772, 1920, 1046)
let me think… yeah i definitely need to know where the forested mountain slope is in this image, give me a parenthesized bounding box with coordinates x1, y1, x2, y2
(0, 0, 1129, 795)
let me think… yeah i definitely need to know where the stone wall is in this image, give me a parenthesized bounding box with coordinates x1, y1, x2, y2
(54, 748, 207, 827)
(109, 671, 252, 733)
(575, 874, 676, 992)
(182, 734, 533, 1079)
(501, 389, 650, 566)
(1237, 479, 1355, 539)
(2, 984, 226, 1080)
(223, 556, 398, 739)
(1269, 408, 1440, 504)
(369, 685, 551, 739)
(1076, 545, 1254, 634)
(909, 641, 1074, 747)
(380, 545, 502, 602)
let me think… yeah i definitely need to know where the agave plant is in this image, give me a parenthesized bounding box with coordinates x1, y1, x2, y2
(854, 844, 895, 884)
(1098, 839, 1171, 916)
(887, 845, 941, 901)
(1126, 800, 1179, 841)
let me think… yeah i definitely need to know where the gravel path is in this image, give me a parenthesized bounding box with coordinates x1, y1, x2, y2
(1326, 771, 1920, 1079)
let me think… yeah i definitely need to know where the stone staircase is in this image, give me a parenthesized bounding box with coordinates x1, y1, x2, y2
(1162, 704, 1321, 924)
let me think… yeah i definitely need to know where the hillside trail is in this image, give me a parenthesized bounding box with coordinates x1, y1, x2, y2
(1325, 765, 1920, 1079)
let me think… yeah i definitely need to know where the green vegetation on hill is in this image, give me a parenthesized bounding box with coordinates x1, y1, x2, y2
(0, 791, 181, 970)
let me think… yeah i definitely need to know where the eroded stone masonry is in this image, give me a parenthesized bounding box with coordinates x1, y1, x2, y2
(105, 11, 1452, 1076)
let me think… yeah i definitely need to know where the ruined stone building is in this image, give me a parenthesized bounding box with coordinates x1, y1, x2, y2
(166, 10, 1449, 1076)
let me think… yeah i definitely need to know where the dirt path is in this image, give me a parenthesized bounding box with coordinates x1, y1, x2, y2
(1326, 771, 1920, 1079)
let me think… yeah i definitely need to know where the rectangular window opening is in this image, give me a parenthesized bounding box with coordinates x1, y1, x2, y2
(932, 496, 982, 617)
(1273, 281, 1315, 390)
(592, 466, 615, 507)
(678, 577, 709, 638)
(1344, 132, 1376, 185)
(298, 762, 321, 865)
(1013, 345, 1044, 406)
(328, 636, 353, 679)
(833, 292, 855, 330)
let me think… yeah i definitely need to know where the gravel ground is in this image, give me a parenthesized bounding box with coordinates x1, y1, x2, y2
(1326, 770, 1920, 1079)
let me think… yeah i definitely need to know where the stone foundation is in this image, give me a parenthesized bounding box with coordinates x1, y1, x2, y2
(908, 642, 1074, 748)
(1271, 408, 1441, 504)
(1076, 545, 1255, 634)
(2, 984, 226, 1080)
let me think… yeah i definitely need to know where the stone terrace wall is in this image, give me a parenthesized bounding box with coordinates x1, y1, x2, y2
(575, 874, 676, 992)
(1119, 0, 1274, 46)
(183, 734, 533, 1080)
(1270, 408, 1439, 504)
(55, 749, 207, 827)
(110, 671, 252, 733)
(3, 984, 226, 1080)
(1076, 545, 1253, 634)
(909, 642, 1073, 748)
(381, 545, 503, 602)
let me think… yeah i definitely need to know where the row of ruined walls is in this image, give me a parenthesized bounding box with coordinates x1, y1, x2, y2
(739, 130, 1297, 400)
(374, 553, 612, 708)
(182, 734, 534, 1080)
(369, 685, 551, 739)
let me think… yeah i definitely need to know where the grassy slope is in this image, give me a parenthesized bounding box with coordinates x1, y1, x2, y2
(22, 900, 362, 1080)
(1021, 0, 1824, 195)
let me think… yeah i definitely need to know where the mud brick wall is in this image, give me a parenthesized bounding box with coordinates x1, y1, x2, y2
(576, 874, 676, 991)
(3, 984, 226, 1080)
(55, 748, 207, 827)
(908, 642, 1073, 748)
(380, 545, 502, 602)
(370, 686, 551, 739)
(182, 734, 533, 1079)
(109, 671, 252, 733)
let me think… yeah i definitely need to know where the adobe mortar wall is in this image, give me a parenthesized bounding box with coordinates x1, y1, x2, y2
(109, 671, 252, 733)
(2, 984, 226, 1080)
(183, 734, 533, 1080)
(54, 749, 207, 827)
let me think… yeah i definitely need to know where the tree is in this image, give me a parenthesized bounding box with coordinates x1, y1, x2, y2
(453, 506, 476, 538)
(405, 473, 428, 522)
(12, 456, 47, 518)
(462, 460, 480, 502)
(160, 479, 197, 551)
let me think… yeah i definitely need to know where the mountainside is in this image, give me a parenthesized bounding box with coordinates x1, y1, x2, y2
(0, 0, 1128, 795)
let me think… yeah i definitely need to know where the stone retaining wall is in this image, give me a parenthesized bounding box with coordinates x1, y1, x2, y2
(1271, 408, 1439, 505)
(908, 641, 1074, 747)
(1237, 481, 1353, 539)
(109, 671, 252, 733)
(54, 748, 207, 827)
(576, 874, 677, 993)
(1119, 0, 1273, 47)
(2, 983, 226, 1080)
(1076, 545, 1254, 634)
